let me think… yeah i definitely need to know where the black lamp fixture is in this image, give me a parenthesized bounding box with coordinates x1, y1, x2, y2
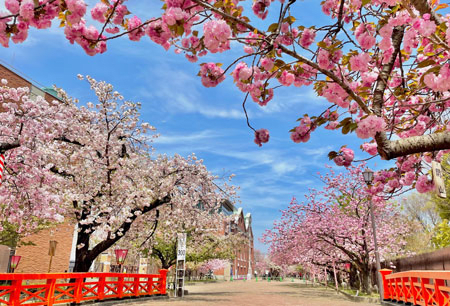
(363, 168, 374, 185)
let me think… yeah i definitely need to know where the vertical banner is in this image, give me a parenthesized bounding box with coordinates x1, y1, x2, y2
(175, 233, 187, 297)
(432, 161, 447, 198)
(177, 233, 187, 260)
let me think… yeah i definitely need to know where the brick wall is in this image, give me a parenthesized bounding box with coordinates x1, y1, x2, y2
(15, 222, 75, 273)
(0, 65, 32, 89)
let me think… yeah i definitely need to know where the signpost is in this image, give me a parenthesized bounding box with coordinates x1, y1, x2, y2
(175, 233, 186, 297)
(432, 161, 447, 198)
(48, 240, 57, 273)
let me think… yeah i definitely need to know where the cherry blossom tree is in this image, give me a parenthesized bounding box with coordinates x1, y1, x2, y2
(1, 0, 450, 193)
(0, 79, 66, 235)
(0, 76, 235, 272)
(263, 165, 412, 293)
(254, 249, 269, 276)
(198, 258, 228, 275)
(123, 202, 242, 269)
(53, 76, 236, 272)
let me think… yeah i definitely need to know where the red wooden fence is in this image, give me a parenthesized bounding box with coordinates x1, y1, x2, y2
(380, 269, 450, 305)
(0, 269, 168, 306)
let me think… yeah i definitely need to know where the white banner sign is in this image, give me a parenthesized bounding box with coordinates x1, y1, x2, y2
(177, 233, 187, 260)
(432, 161, 447, 198)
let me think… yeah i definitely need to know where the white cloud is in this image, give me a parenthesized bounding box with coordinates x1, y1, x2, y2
(138, 66, 246, 119)
(154, 130, 221, 144)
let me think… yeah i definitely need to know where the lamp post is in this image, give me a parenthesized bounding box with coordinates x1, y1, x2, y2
(362, 168, 383, 302)
(10, 255, 21, 273)
(114, 249, 128, 273)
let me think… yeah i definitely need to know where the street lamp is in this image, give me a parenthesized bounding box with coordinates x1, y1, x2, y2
(362, 168, 383, 302)
(10, 255, 21, 273)
(114, 249, 128, 273)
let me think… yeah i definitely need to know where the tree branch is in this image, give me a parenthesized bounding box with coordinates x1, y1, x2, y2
(0, 141, 20, 153)
(410, 0, 442, 25)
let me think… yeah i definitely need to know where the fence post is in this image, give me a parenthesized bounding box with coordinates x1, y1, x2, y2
(411, 277, 418, 305)
(379, 269, 392, 301)
(146, 276, 153, 295)
(133, 275, 140, 297)
(421, 277, 430, 305)
(434, 278, 445, 306)
(159, 269, 168, 295)
(98, 275, 105, 300)
(74, 276, 84, 303)
(118, 274, 124, 298)
(10, 279, 22, 306)
(45, 278, 57, 306)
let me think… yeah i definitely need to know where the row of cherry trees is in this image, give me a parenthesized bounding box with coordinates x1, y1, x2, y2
(0, 76, 236, 272)
(2, 0, 450, 195)
(263, 165, 413, 293)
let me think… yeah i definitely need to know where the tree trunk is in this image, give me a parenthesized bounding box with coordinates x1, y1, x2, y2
(360, 268, 372, 295)
(71, 195, 171, 273)
(73, 256, 94, 273)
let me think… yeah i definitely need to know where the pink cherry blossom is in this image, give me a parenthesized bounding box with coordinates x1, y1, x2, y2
(199, 63, 225, 87)
(355, 115, 386, 139)
(254, 128, 270, 146)
(203, 20, 231, 53)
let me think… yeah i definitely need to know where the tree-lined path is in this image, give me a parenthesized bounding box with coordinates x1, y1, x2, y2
(129, 280, 376, 306)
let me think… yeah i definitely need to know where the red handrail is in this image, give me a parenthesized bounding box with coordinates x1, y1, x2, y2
(0, 269, 168, 306)
(380, 269, 450, 306)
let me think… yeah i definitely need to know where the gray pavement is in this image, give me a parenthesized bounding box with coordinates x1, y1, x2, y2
(124, 279, 379, 306)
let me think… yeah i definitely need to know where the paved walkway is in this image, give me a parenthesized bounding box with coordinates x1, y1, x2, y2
(128, 280, 378, 306)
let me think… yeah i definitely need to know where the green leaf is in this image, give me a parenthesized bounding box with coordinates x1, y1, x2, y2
(284, 16, 296, 25)
(317, 41, 328, 49)
(328, 151, 338, 160)
(417, 59, 436, 68)
(342, 124, 350, 134)
(268, 23, 278, 32)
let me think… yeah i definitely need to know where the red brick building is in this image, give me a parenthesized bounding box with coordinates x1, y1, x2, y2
(215, 201, 255, 280)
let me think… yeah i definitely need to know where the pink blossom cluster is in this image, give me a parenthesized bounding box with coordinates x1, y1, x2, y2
(349, 52, 370, 72)
(424, 64, 450, 93)
(252, 0, 271, 20)
(203, 20, 232, 53)
(127, 16, 145, 41)
(66, 0, 87, 25)
(146, 19, 172, 50)
(299, 28, 316, 48)
(415, 174, 434, 193)
(64, 21, 107, 56)
(90, 2, 108, 23)
(254, 128, 270, 147)
(333, 147, 354, 167)
(199, 259, 227, 274)
(1, 0, 60, 46)
(354, 23, 376, 50)
(199, 63, 225, 87)
(355, 115, 386, 139)
(413, 14, 436, 37)
(362, 142, 377, 156)
(231, 62, 275, 106)
(290, 116, 315, 143)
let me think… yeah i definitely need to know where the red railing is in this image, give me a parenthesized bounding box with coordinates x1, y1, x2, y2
(380, 269, 450, 305)
(0, 269, 168, 306)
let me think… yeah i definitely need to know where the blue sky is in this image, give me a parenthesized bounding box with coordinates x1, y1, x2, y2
(0, 1, 391, 252)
